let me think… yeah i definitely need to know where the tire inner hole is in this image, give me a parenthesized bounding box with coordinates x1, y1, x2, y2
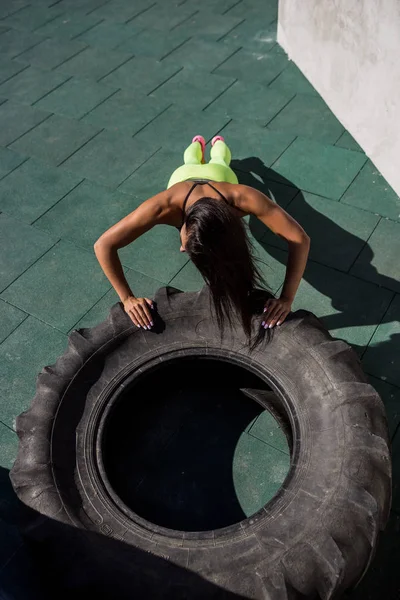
(102, 357, 291, 531)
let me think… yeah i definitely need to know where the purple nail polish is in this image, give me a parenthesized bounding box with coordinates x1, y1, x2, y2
(261, 321, 265, 327)
(150, 321, 154, 327)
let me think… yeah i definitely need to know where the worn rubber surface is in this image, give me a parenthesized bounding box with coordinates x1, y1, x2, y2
(10, 286, 392, 599)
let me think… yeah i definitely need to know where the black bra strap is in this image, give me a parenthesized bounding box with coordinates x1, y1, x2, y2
(182, 182, 199, 223)
(205, 182, 231, 205)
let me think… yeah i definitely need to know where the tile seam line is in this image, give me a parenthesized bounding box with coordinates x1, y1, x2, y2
(216, 17, 246, 42)
(210, 45, 243, 74)
(0, 3, 29, 21)
(67, 285, 117, 332)
(30, 178, 85, 225)
(116, 145, 163, 188)
(0, 294, 71, 338)
(5, 112, 53, 148)
(31, 9, 65, 33)
(85, 0, 113, 17)
(69, 18, 105, 41)
(159, 36, 192, 62)
(146, 66, 184, 96)
(345, 216, 382, 275)
(0, 418, 18, 433)
(78, 88, 121, 122)
(125, 1, 158, 24)
(264, 93, 298, 129)
(130, 102, 173, 138)
(359, 290, 397, 361)
(223, 0, 244, 16)
(0, 238, 61, 300)
(0, 62, 29, 87)
(166, 259, 191, 285)
(338, 155, 369, 202)
(269, 134, 298, 169)
(8, 32, 51, 61)
(57, 126, 104, 166)
(49, 44, 90, 72)
(0, 156, 30, 182)
(202, 77, 238, 112)
(170, 10, 200, 32)
(96, 54, 136, 83)
(30, 74, 74, 106)
(247, 433, 291, 457)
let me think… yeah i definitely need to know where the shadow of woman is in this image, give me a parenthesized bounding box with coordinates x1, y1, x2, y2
(232, 156, 399, 383)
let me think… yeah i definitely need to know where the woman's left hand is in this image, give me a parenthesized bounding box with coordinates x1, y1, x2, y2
(261, 297, 292, 329)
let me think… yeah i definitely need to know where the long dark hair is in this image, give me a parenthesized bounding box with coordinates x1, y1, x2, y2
(184, 197, 269, 346)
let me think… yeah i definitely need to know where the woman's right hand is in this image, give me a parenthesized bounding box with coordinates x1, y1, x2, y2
(123, 296, 154, 329)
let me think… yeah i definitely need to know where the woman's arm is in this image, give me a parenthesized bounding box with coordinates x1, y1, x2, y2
(93, 189, 173, 328)
(239, 185, 310, 327)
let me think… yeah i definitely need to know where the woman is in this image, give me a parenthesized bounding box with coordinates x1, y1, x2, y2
(94, 135, 310, 341)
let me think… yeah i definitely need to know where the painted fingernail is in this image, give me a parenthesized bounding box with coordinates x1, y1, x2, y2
(269, 324, 273, 328)
(150, 321, 154, 327)
(263, 307, 267, 313)
(261, 321, 265, 327)
(277, 321, 281, 326)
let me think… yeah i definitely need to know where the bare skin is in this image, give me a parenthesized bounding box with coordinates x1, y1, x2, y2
(94, 181, 310, 330)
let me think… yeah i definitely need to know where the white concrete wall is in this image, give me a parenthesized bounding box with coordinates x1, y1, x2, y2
(277, 0, 400, 195)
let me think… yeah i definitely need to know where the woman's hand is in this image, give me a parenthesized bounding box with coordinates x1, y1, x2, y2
(261, 297, 292, 329)
(123, 296, 154, 329)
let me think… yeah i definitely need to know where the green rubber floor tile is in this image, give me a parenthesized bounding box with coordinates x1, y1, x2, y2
(0, 28, 46, 59)
(34, 179, 141, 248)
(1, 4, 63, 31)
(73, 268, 165, 331)
(233, 433, 290, 517)
(118, 147, 183, 197)
(0, 300, 27, 345)
(268, 62, 318, 96)
(262, 191, 380, 272)
(335, 130, 364, 153)
(248, 409, 290, 454)
(0, 158, 82, 222)
(35, 78, 117, 119)
(341, 159, 400, 221)
(272, 138, 367, 200)
(0, 147, 26, 180)
(118, 224, 188, 283)
(219, 121, 295, 167)
(0, 99, 50, 146)
(15, 37, 87, 70)
(171, 10, 242, 40)
(133, 104, 230, 150)
(75, 20, 144, 50)
(0, 422, 18, 469)
(0, 316, 67, 426)
(0, 240, 111, 333)
(350, 218, 400, 293)
(149, 68, 234, 111)
(10, 113, 101, 166)
(0, 58, 27, 85)
(34, 11, 102, 39)
(82, 89, 169, 136)
(214, 47, 288, 84)
(56, 46, 133, 81)
(267, 94, 344, 144)
(204, 80, 293, 124)
(0, 0, 29, 19)
(289, 259, 393, 352)
(220, 18, 278, 52)
(362, 294, 400, 387)
(62, 130, 157, 187)
(0, 212, 57, 291)
(0, 65, 68, 105)
(116, 27, 189, 60)
(100, 56, 181, 96)
(162, 38, 240, 72)
(168, 260, 203, 292)
(367, 375, 400, 439)
(89, 0, 152, 23)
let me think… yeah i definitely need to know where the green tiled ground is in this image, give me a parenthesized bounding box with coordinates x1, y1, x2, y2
(0, 0, 399, 596)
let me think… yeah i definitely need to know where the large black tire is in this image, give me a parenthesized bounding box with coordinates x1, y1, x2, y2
(10, 286, 391, 600)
